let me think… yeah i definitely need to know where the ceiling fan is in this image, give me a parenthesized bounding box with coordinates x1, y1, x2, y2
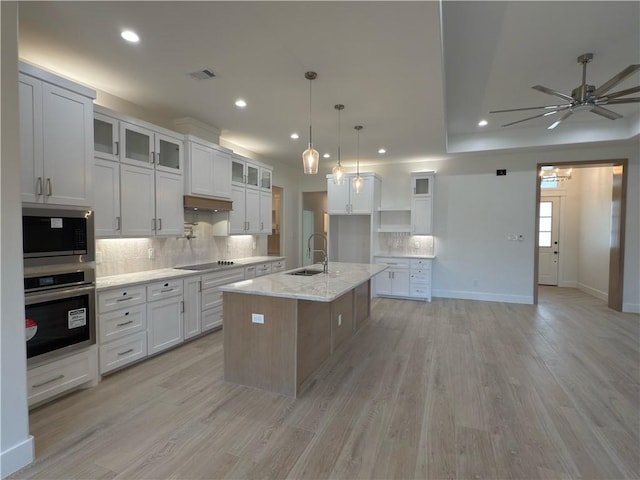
(490, 53, 640, 129)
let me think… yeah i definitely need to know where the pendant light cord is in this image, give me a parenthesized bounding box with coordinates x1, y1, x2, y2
(337, 107, 341, 165)
(308, 79, 313, 146)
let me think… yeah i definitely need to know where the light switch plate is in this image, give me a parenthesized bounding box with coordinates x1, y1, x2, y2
(252, 313, 264, 324)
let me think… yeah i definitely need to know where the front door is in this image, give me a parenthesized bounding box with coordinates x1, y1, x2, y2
(538, 197, 560, 285)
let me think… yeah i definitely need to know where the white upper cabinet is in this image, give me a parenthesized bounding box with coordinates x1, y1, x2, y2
(93, 105, 184, 238)
(327, 173, 380, 215)
(232, 155, 259, 189)
(94, 112, 119, 162)
(184, 136, 232, 200)
(410, 172, 434, 235)
(411, 173, 432, 196)
(19, 63, 95, 206)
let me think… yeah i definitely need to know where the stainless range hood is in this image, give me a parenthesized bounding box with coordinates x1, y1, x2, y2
(183, 195, 232, 212)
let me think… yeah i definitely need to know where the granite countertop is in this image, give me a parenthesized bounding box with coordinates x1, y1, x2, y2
(96, 256, 286, 290)
(219, 262, 388, 303)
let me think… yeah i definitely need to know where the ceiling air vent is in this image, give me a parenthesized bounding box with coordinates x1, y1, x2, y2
(188, 69, 216, 80)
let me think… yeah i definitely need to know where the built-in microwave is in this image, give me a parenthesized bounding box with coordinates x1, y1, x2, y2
(22, 205, 94, 267)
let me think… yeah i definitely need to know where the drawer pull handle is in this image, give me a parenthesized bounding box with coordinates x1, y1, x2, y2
(118, 349, 134, 356)
(117, 296, 134, 302)
(117, 320, 134, 327)
(160, 288, 174, 293)
(33, 374, 64, 388)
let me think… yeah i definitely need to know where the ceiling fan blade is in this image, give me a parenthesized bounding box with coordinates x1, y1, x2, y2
(593, 64, 640, 97)
(591, 105, 623, 120)
(605, 97, 640, 104)
(547, 110, 573, 130)
(532, 85, 574, 103)
(490, 104, 569, 114)
(500, 109, 564, 127)
(601, 86, 640, 100)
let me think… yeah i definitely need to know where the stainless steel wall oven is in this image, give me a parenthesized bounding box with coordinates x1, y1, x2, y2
(25, 265, 96, 365)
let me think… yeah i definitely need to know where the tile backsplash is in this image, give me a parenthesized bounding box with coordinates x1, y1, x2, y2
(376, 233, 434, 257)
(96, 211, 266, 277)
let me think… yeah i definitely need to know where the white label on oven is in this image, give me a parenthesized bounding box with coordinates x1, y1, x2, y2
(68, 308, 87, 328)
(51, 218, 63, 229)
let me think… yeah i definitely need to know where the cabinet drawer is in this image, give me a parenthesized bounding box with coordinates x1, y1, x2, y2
(410, 258, 432, 270)
(98, 285, 146, 313)
(410, 272, 431, 283)
(375, 257, 410, 268)
(271, 260, 286, 272)
(255, 263, 272, 277)
(202, 268, 244, 289)
(410, 284, 432, 299)
(147, 279, 183, 301)
(202, 289, 223, 310)
(98, 304, 146, 343)
(99, 332, 147, 374)
(28, 348, 96, 406)
(202, 305, 223, 332)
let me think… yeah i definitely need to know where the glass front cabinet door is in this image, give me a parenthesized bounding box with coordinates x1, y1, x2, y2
(411, 173, 433, 196)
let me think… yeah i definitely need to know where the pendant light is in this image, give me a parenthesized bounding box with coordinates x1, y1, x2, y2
(332, 104, 345, 185)
(302, 71, 319, 174)
(352, 125, 364, 194)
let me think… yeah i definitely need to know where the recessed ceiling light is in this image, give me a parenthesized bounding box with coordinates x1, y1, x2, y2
(121, 30, 140, 43)
(478, 119, 488, 127)
(290, 133, 299, 140)
(323, 153, 330, 158)
(235, 99, 247, 108)
(377, 148, 386, 154)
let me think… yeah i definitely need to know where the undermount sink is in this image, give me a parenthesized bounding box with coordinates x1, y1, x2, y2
(287, 268, 324, 276)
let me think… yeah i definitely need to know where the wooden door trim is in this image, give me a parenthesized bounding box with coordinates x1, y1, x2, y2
(533, 159, 627, 311)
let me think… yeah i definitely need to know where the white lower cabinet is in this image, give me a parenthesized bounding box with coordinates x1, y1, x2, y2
(97, 285, 148, 374)
(201, 267, 244, 331)
(146, 280, 184, 355)
(183, 275, 202, 340)
(27, 347, 98, 407)
(374, 256, 432, 301)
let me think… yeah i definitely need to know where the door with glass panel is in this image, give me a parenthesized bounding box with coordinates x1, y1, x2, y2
(538, 197, 560, 285)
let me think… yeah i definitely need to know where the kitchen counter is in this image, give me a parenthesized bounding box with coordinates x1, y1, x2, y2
(222, 262, 387, 397)
(96, 256, 286, 290)
(373, 254, 436, 259)
(219, 261, 387, 302)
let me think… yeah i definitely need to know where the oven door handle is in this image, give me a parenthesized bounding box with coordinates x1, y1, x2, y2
(25, 284, 96, 305)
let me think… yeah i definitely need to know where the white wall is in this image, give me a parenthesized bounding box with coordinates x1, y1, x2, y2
(1, 3, 34, 477)
(306, 141, 639, 310)
(577, 167, 613, 300)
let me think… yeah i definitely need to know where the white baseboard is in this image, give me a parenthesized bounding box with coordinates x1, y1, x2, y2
(1, 435, 34, 478)
(577, 283, 608, 302)
(432, 289, 533, 305)
(558, 280, 577, 288)
(623, 303, 640, 314)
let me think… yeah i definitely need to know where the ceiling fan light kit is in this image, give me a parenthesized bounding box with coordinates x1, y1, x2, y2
(490, 53, 640, 129)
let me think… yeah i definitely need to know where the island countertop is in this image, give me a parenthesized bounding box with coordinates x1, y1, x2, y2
(218, 262, 387, 302)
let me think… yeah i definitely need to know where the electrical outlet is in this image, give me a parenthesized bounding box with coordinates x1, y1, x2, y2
(148, 247, 155, 259)
(338, 314, 342, 326)
(95, 251, 103, 264)
(252, 313, 264, 324)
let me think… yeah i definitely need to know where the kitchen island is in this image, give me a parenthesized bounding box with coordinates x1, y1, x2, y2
(219, 262, 387, 397)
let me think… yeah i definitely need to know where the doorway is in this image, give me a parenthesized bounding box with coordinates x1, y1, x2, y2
(534, 159, 628, 311)
(302, 191, 327, 266)
(538, 196, 560, 285)
(268, 186, 283, 256)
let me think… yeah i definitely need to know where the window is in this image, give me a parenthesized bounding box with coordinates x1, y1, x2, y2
(539, 201, 552, 247)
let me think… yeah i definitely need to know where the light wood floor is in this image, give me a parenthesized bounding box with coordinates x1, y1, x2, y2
(11, 288, 640, 479)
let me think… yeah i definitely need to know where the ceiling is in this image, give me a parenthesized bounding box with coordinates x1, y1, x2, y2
(17, 1, 640, 167)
